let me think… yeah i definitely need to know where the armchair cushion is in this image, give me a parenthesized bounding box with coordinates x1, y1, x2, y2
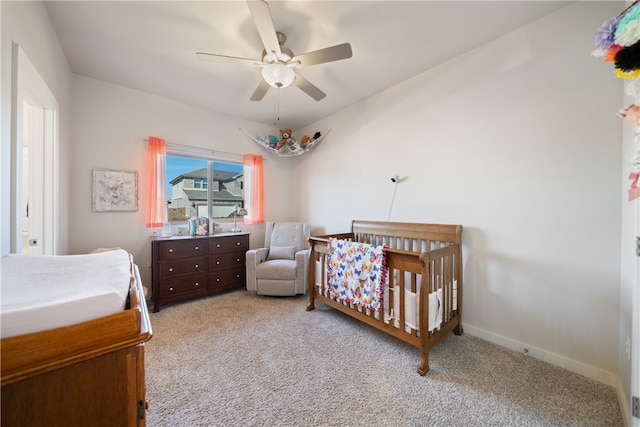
(267, 245, 296, 260)
(255, 259, 297, 280)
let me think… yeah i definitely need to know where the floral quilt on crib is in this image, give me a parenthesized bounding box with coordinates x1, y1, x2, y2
(327, 238, 387, 312)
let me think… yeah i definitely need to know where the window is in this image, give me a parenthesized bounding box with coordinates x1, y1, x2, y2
(166, 153, 244, 222)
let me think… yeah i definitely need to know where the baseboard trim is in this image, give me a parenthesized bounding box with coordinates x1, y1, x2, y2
(615, 377, 631, 427)
(463, 324, 631, 425)
(463, 324, 618, 386)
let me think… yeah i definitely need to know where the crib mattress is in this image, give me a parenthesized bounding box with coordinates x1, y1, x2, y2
(0, 249, 134, 338)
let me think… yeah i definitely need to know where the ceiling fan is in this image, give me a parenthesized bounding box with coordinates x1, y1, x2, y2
(196, 0, 353, 102)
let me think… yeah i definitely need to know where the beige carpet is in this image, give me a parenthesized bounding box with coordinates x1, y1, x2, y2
(145, 290, 623, 426)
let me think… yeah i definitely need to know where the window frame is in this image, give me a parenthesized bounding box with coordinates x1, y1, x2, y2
(165, 143, 244, 224)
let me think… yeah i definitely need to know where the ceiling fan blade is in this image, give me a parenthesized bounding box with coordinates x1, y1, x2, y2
(196, 52, 261, 67)
(291, 43, 353, 67)
(250, 79, 271, 101)
(246, 0, 281, 58)
(293, 72, 326, 101)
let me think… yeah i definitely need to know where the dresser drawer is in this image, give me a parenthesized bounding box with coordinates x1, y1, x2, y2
(209, 235, 249, 254)
(209, 268, 246, 290)
(209, 252, 246, 270)
(159, 257, 207, 279)
(160, 275, 207, 296)
(158, 240, 207, 260)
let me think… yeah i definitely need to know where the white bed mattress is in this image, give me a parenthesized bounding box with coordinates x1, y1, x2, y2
(0, 249, 134, 338)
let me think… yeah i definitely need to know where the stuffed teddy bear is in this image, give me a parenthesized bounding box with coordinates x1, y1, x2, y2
(278, 128, 293, 150)
(279, 128, 303, 153)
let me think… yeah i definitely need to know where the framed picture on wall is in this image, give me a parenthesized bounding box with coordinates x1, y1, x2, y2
(92, 168, 138, 212)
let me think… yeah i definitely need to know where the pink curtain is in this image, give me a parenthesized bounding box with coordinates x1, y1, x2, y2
(146, 136, 167, 228)
(242, 154, 264, 224)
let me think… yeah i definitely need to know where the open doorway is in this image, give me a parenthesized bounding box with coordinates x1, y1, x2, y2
(11, 44, 58, 255)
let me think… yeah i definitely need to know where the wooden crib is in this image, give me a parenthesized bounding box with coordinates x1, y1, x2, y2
(306, 220, 463, 375)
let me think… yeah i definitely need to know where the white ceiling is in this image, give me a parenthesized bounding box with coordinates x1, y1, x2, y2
(44, 1, 573, 130)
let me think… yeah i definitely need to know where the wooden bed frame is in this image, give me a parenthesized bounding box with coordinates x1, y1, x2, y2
(306, 220, 463, 375)
(1, 267, 153, 426)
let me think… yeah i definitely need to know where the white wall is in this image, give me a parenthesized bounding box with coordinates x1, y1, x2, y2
(69, 75, 296, 288)
(296, 2, 625, 388)
(1, 1, 71, 255)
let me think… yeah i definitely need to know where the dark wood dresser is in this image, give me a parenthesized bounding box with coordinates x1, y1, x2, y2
(151, 232, 249, 312)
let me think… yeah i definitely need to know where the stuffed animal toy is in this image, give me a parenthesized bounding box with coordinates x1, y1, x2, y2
(278, 128, 293, 150)
(300, 135, 312, 147)
(286, 137, 302, 153)
(267, 135, 279, 149)
(196, 224, 208, 236)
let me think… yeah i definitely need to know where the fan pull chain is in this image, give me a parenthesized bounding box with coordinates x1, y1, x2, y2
(273, 88, 281, 127)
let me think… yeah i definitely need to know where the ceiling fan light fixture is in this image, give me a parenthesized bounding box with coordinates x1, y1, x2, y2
(262, 63, 295, 88)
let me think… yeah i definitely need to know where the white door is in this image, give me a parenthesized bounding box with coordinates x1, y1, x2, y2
(11, 44, 58, 255)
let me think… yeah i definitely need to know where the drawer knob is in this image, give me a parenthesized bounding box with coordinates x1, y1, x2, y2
(237, 242, 241, 246)
(195, 264, 199, 268)
(195, 282, 199, 286)
(216, 261, 220, 265)
(168, 248, 174, 253)
(216, 244, 221, 248)
(168, 268, 174, 272)
(216, 278, 220, 282)
(236, 274, 240, 278)
(236, 258, 240, 262)
(169, 287, 174, 291)
(195, 246, 199, 250)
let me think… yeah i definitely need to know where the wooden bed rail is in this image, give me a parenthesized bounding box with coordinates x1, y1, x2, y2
(352, 220, 461, 243)
(306, 220, 463, 375)
(1, 258, 153, 426)
(1, 278, 152, 386)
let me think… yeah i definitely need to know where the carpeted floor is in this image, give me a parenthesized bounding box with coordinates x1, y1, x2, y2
(145, 290, 623, 426)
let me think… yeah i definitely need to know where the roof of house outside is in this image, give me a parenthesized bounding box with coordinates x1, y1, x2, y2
(170, 168, 242, 185)
(183, 189, 243, 202)
(182, 188, 207, 201)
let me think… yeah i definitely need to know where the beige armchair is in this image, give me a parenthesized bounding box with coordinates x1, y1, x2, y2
(246, 222, 310, 296)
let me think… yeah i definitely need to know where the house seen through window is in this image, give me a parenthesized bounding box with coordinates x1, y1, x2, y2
(166, 155, 244, 222)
